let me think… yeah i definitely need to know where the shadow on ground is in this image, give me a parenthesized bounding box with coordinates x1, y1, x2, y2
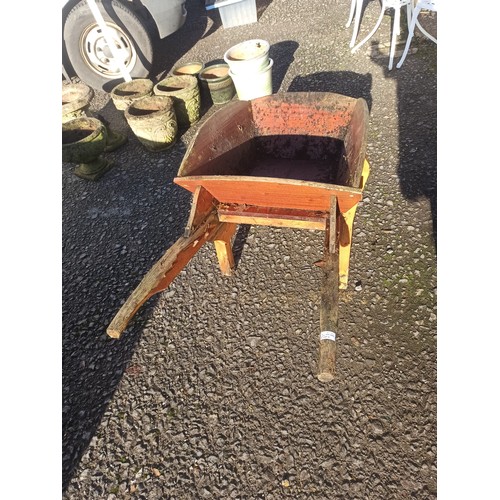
(62, 95, 195, 490)
(370, 38, 437, 246)
(270, 40, 299, 94)
(288, 70, 373, 112)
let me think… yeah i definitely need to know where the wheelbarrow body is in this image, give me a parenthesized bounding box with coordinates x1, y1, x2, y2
(107, 92, 370, 381)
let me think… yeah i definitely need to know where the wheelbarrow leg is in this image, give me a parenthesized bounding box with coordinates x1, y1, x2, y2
(210, 222, 237, 276)
(338, 206, 356, 289)
(188, 186, 237, 276)
(317, 195, 339, 382)
(339, 159, 370, 289)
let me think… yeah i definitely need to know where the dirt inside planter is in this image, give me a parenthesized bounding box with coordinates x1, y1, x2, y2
(201, 67, 229, 79)
(173, 64, 203, 75)
(156, 83, 187, 92)
(62, 129, 95, 144)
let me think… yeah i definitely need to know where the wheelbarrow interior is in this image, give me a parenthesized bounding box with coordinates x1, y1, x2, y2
(174, 92, 368, 213)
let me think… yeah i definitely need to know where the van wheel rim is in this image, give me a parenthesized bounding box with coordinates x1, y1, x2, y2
(80, 22, 137, 78)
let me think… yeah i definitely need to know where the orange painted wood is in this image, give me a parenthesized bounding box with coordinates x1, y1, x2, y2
(174, 176, 362, 213)
(176, 93, 369, 190)
(251, 94, 356, 138)
(177, 100, 255, 178)
(184, 185, 217, 237)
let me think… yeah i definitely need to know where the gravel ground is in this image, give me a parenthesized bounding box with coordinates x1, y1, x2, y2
(62, 0, 437, 497)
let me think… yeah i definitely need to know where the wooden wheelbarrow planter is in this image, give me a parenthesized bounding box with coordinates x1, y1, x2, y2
(107, 92, 370, 382)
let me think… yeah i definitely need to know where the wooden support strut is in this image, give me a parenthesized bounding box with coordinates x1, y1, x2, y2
(107, 186, 221, 339)
(209, 222, 237, 276)
(317, 195, 339, 382)
(339, 159, 370, 288)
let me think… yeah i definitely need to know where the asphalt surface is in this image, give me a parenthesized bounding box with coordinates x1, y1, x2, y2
(62, 0, 437, 497)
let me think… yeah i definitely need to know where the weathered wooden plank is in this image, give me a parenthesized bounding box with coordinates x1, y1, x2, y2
(251, 93, 357, 139)
(174, 175, 362, 213)
(217, 204, 327, 230)
(184, 185, 217, 237)
(177, 100, 255, 177)
(340, 98, 369, 188)
(317, 195, 339, 382)
(107, 213, 221, 339)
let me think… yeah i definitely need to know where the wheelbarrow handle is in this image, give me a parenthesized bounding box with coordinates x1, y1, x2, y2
(317, 254, 339, 382)
(317, 195, 339, 382)
(318, 332, 337, 382)
(107, 213, 220, 338)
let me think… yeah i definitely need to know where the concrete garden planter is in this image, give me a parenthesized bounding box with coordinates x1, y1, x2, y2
(62, 117, 112, 181)
(62, 83, 94, 123)
(62, 83, 127, 153)
(124, 96, 178, 152)
(110, 78, 154, 111)
(153, 75, 200, 129)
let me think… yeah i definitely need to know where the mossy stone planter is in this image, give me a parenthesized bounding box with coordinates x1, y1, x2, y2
(62, 117, 112, 181)
(124, 96, 178, 152)
(198, 64, 236, 105)
(62, 83, 94, 123)
(110, 78, 154, 111)
(62, 83, 127, 153)
(153, 75, 200, 129)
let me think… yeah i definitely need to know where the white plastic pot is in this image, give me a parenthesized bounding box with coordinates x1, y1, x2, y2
(224, 39, 270, 74)
(229, 58, 274, 101)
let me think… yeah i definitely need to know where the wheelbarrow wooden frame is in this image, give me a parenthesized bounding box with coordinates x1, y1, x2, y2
(107, 92, 370, 382)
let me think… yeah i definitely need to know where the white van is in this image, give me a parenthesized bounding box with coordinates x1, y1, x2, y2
(62, 0, 187, 90)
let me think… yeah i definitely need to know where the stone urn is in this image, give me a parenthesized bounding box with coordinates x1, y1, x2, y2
(62, 83, 94, 123)
(62, 117, 112, 181)
(110, 78, 154, 111)
(153, 75, 200, 129)
(62, 82, 127, 153)
(124, 95, 178, 152)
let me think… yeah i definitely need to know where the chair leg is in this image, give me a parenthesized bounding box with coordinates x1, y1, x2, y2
(346, 0, 356, 28)
(416, 17, 437, 43)
(388, 5, 401, 70)
(351, 3, 386, 53)
(396, 4, 420, 68)
(406, 2, 412, 31)
(349, 0, 365, 48)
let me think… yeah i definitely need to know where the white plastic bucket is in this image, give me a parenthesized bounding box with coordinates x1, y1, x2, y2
(224, 39, 270, 74)
(229, 58, 273, 101)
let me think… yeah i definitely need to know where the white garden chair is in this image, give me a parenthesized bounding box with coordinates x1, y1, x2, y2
(346, 0, 362, 47)
(396, 0, 437, 68)
(350, 0, 413, 70)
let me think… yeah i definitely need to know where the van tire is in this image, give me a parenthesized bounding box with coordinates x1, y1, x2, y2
(63, 0, 153, 90)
